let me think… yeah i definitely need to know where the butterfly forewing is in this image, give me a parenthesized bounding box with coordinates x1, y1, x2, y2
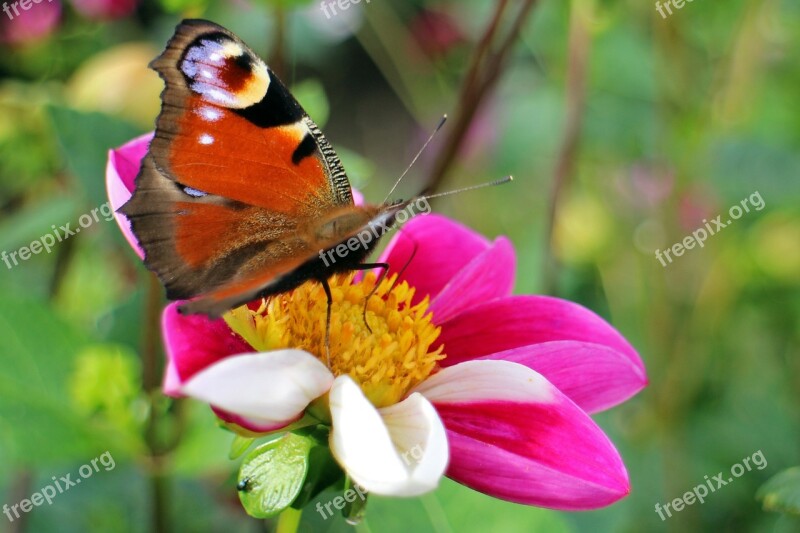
(121, 19, 377, 313)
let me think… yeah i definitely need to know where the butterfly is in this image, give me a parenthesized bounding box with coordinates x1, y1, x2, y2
(121, 19, 416, 319)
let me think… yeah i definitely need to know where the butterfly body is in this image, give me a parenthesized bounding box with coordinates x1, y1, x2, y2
(121, 19, 410, 317)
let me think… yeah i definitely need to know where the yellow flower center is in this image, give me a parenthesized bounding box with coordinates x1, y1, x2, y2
(223, 273, 445, 408)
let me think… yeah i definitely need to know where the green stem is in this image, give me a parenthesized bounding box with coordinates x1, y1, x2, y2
(276, 507, 302, 533)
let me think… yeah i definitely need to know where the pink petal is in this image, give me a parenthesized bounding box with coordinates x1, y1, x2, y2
(478, 341, 647, 414)
(437, 295, 643, 374)
(429, 237, 515, 323)
(380, 214, 490, 305)
(161, 302, 252, 396)
(415, 361, 629, 510)
(106, 132, 152, 257)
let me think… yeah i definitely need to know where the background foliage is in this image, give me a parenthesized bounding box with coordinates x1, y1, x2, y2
(1, 0, 799, 531)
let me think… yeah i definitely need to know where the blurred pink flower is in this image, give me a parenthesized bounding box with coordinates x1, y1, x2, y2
(678, 186, 719, 232)
(69, 0, 137, 20)
(0, 0, 61, 44)
(107, 135, 647, 510)
(410, 8, 465, 57)
(614, 163, 674, 211)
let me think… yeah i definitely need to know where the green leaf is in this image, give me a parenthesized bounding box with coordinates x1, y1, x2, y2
(68, 343, 146, 453)
(0, 84, 59, 197)
(237, 432, 314, 518)
(362, 477, 570, 532)
(292, 79, 330, 128)
(158, 0, 209, 13)
(758, 467, 800, 516)
(337, 147, 376, 192)
(0, 194, 81, 252)
(297, 477, 570, 532)
(0, 295, 102, 463)
(47, 106, 142, 208)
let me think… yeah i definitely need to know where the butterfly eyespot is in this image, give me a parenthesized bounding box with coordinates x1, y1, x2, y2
(232, 51, 253, 71)
(180, 32, 269, 109)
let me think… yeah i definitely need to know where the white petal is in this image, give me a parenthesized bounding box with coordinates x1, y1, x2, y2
(412, 360, 556, 404)
(181, 349, 333, 426)
(379, 393, 449, 495)
(329, 376, 448, 497)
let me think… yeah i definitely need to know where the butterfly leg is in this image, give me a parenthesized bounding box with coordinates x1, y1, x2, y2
(348, 263, 390, 334)
(320, 277, 333, 367)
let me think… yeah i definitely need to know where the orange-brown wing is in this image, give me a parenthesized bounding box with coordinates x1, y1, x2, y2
(123, 154, 317, 304)
(178, 202, 399, 318)
(121, 19, 353, 307)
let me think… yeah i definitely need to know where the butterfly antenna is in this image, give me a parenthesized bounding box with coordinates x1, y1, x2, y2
(382, 115, 448, 205)
(421, 176, 513, 201)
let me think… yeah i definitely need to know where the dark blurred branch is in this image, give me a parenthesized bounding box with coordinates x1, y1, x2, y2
(541, 1, 592, 294)
(47, 219, 76, 300)
(142, 275, 162, 392)
(426, 0, 539, 193)
(271, 5, 287, 80)
(142, 273, 169, 533)
(7, 471, 32, 533)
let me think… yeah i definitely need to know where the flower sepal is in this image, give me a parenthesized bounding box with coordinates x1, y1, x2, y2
(237, 425, 351, 520)
(237, 432, 316, 518)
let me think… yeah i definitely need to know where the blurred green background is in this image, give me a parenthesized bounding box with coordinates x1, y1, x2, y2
(1, 0, 799, 531)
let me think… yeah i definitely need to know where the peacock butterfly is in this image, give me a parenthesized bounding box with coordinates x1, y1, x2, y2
(121, 19, 415, 318)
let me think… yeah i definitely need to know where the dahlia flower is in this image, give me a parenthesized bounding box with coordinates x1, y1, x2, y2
(107, 134, 646, 512)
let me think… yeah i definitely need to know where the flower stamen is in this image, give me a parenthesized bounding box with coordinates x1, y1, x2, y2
(225, 272, 445, 407)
